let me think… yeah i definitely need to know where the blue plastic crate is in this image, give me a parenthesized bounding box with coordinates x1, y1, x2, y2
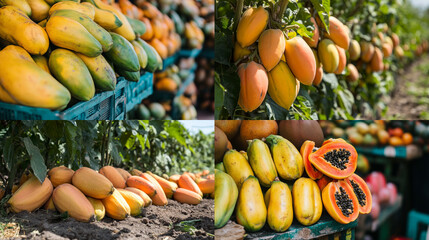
(178, 48, 202, 58)
(114, 78, 127, 120)
(162, 53, 178, 70)
(125, 72, 154, 112)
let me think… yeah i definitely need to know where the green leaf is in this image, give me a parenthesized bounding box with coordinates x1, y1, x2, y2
(22, 137, 47, 182)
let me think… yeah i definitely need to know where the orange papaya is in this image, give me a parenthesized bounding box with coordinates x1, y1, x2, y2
(8, 176, 53, 213)
(284, 36, 316, 85)
(360, 41, 374, 62)
(116, 168, 131, 181)
(382, 43, 392, 58)
(300, 140, 323, 180)
(237, 61, 268, 112)
(312, 49, 323, 86)
(346, 64, 359, 82)
(48, 166, 74, 187)
(334, 45, 346, 74)
(236, 6, 268, 48)
(99, 166, 126, 189)
(173, 188, 202, 205)
(304, 17, 319, 48)
(178, 173, 203, 197)
(72, 167, 114, 199)
(370, 47, 384, 72)
(126, 176, 156, 197)
(53, 183, 95, 222)
(196, 179, 214, 194)
(316, 175, 333, 192)
(344, 173, 372, 214)
(147, 171, 178, 199)
(258, 29, 285, 71)
(324, 16, 350, 50)
(322, 180, 359, 224)
(140, 173, 168, 206)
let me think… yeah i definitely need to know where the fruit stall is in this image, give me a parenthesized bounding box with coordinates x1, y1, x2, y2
(215, 120, 429, 240)
(0, 0, 214, 120)
(0, 120, 214, 239)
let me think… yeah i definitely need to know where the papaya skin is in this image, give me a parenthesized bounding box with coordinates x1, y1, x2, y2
(267, 61, 299, 110)
(236, 6, 268, 48)
(223, 149, 254, 189)
(324, 16, 350, 50)
(214, 170, 238, 229)
(285, 36, 316, 85)
(334, 45, 347, 74)
(8, 176, 53, 213)
(233, 41, 251, 62)
(53, 183, 95, 222)
(0, 0, 32, 17)
(48, 1, 95, 19)
(300, 140, 323, 180)
(72, 167, 115, 199)
(267, 181, 293, 232)
(258, 29, 285, 71)
(349, 39, 361, 61)
(26, 0, 50, 22)
(370, 47, 384, 72)
(318, 39, 339, 73)
(247, 139, 277, 187)
(312, 49, 323, 86)
(293, 177, 323, 226)
(237, 61, 269, 112)
(304, 17, 319, 48)
(76, 53, 116, 91)
(360, 41, 375, 63)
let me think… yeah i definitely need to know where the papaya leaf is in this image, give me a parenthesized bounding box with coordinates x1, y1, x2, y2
(23, 137, 47, 182)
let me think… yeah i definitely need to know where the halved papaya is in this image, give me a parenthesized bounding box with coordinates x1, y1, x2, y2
(300, 140, 323, 180)
(322, 138, 347, 146)
(322, 180, 359, 224)
(344, 173, 372, 214)
(309, 140, 357, 179)
(316, 175, 333, 192)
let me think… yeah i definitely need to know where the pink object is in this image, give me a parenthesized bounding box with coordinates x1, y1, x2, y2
(365, 172, 386, 195)
(370, 195, 380, 219)
(386, 182, 398, 205)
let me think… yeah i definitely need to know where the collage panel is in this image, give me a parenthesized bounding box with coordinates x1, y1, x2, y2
(215, 0, 429, 120)
(0, 120, 214, 239)
(215, 120, 429, 239)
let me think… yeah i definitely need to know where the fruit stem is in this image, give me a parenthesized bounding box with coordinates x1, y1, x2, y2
(274, 0, 289, 22)
(233, 0, 244, 33)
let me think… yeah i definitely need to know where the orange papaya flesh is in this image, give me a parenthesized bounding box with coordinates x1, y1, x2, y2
(300, 140, 323, 180)
(344, 173, 372, 214)
(322, 180, 359, 224)
(322, 138, 347, 146)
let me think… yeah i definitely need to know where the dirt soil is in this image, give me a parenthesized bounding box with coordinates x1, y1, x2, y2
(0, 199, 214, 240)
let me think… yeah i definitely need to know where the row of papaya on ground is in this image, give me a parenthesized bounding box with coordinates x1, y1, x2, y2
(214, 120, 373, 233)
(1, 166, 214, 222)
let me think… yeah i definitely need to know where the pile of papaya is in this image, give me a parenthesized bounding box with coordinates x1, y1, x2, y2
(215, 120, 372, 233)
(2, 166, 214, 222)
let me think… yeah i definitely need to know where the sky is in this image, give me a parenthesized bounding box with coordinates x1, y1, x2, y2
(410, 0, 429, 9)
(179, 120, 214, 134)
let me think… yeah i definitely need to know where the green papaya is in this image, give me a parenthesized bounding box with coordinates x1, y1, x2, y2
(149, 102, 165, 119)
(136, 104, 150, 119)
(104, 32, 140, 72)
(215, 170, 238, 229)
(76, 53, 116, 91)
(126, 16, 146, 36)
(136, 38, 162, 72)
(116, 68, 140, 82)
(170, 11, 184, 35)
(131, 40, 148, 69)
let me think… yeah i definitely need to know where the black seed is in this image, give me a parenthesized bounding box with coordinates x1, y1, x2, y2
(324, 148, 351, 170)
(334, 187, 354, 217)
(350, 180, 366, 207)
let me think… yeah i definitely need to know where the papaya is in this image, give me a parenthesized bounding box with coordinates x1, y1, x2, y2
(233, 41, 251, 62)
(26, 0, 50, 22)
(116, 69, 140, 82)
(104, 32, 139, 72)
(140, 17, 153, 40)
(126, 16, 146, 37)
(223, 149, 254, 189)
(322, 180, 359, 224)
(215, 162, 225, 172)
(285, 36, 316, 85)
(237, 61, 268, 112)
(45, 0, 80, 5)
(266, 135, 304, 180)
(214, 170, 238, 229)
(318, 39, 339, 73)
(196, 179, 214, 194)
(391, 33, 400, 48)
(173, 188, 202, 205)
(360, 41, 374, 62)
(49, 1, 95, 19)
(344, 173, 372, 214)
(236, 176, 266, 232)
(48, 166, 75, 187)
(349, 39, 361, 61)
(8, 176, 53, 213)
(50, 9, 113, 52)
(169, 174, 181, 184)
(136, 38, 163, 72)
(37, 19, 47, 28)
(370, 47, 384, 72)
(99, 166, 126, 189)
(117, 189, 144, 216)
(49, 48, 95, 101)
(87, 196, 105, 221)
(309, 140, 357, 179)
(346, 64, 359, 82)
(300, 140, 323, 180)
(0, 0, 32, 17)
(131, 40, 148, 69)
(324, 16, 350, 50)
(0, 45, 71, 109)
(316, 175, 333, 191)
(312, 49, 323, 86)
(267, 61, 299, 110)
(0, 6, 49, 55)
(92, 5, 123, 30)
(382, 43, 392, 58)
(247, 139, 277, 187)
(170, 11, 184, 35)
(304, 17, 319, 48)
(151, 18, 166, 40)
(178, 173, 203, 197)
(72, 167, 115, 199)
(126, 176, 156, 197)
(292, 177, 323, 226)
(258, 29, 285, 71)
(19, 171, 34, 186)
(32, 55, 51, 74)
(394, 45, 404, 58)
(53, 183, 95, 222)
(149, 102, 166, 119)
(43, 195, 56, 211)
(236, 6, 268, 48)
(149, 38, 168, 59)
(46, 15, 102, 57)
(125, 187, 152, 207)
(76, 53, 116, 91)
(138, 1, 161, 19)
(147, 171, 178, 199)
(266, 181, 293, 232)
(334, 45, 347, 74)
(140, 173, 168, 206)
(102, 189, 131, 220)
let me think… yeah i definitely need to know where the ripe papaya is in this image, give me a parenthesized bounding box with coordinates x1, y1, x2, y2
(53, 183, 95, 222)
(49, 48, 95, 101)
(236, 176, 267, 232)
(309, 140, 358, 179)
(99, 166, 126, 189)
(140, 173, 168, 206)
(8, 176, 52, 213)
(117, 189, 144, 216)
(324, 16, 350, 50)
(32, 55, 51, 74)
(322, 180, 359, 224)
(346, 64, 359, 82)
(312, 49, 323, 86)
(0, 6, 49, 55)
(136, 38, 163, 72)
(104, 32, 139, 72)
(304, 17, 319, 48)
(266, 181, 293, 232)
(169, 174, 181, 184)
(318, 39, 339, 73)
(102, 189, 131, 220)
(391, 33, 400, 48)
(125, 187, 152, 207)
(116, 68, 140, 82)
(116, 168, 131, 181)
(334, 45, 347, 74)
(173, 188, 202, 205)
(87, 196, 105, 221)
(72, 167, 115, 199)
(394, 45, 404, 58)
(349, 39, 361, 61)
(0, 0, 32, 17)
(237, 61, 268, 112)
(196, 178, 214, 194)
(316, 175, 333, 192)
(131, 40, 148, 69)
(247, 139, 277, 187)
(370, 47, 384, 72)
(45, 0, 80, 5)
(214, 170, 238, 229)
(49, 1, 95, 19)
(46, 15, 102, 57)
(382, 43, 392, 58)
(48, 166, 74, 187)
(140, 17, 153, 40)
(233, 41, 251, 62)
(267, 61, 299, 110)
(126, 176, 156, 197)
(285, 36, 316, 85)
(223, 149, 253, 189)
(43, 195, 56, 211)
(300, 140, 323, 180)
(147, 171, 178, 199)
(19, 171, 34, 186)
(293, 177, 323, 226)
(76, 53, 116, 91)
(0, 45, 70, 109)
(92, 5, 123, 30)
(258, 29, 285, 71)
(266, 135, 304, 180)
(178, 173, 203, 197)
(344, 174, 372, 214)
(149, 38, 168, 59)
(26, 0, 50, 22)
(236, 6, 268, 48)
(360, 41, 375, 62)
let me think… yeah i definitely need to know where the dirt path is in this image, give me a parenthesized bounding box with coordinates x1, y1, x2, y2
(386, 55, 429, 119)
(0, 199, 214, 240)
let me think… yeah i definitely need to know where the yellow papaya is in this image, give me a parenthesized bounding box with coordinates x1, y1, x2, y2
(267, 61, 299, 110)
(318, 39, 339, 73)
(312, 49, 323, 86)
(101, 189, 131, 220)
(285, 36, 316, 85)
(26, 0, 50, 22)
(223, 149, 254, 189)
(236, 6, 268, 48)
(334, 45, 347, 74)
(233, 41, 251, 62)
(304, 17, 319, 48)
(49, 1, 95, 19)
(348, 39, 361, 61)
(92, 5, 123, 30)
(247, 139, 277, 187)
(0, 45, 70, 109)
(258, 29, 285, 71)
(8, 176, 53, 213)
(48, 166, 74, 187)
(76, 53, 116, 91)
(0, 6, 49, 55)
(117, 189, 144, 216)
(72, 167, 115, 199)
(53, 183, 95, 222)
(131, 40, 148, 69)
(214, 170, 238, 229)
(237, 61, 268, 112)
(394, 45, 404, 58)
(267, 181, 293, 232)
(236, 176, 266, 232)
(0, 0, 32, 17)
(370, 47, 384, 72)
(87, 197, 105, 221)
(292, 177, 323, 226)
(360, 41, 374, 62)
(125, 187, 152, 207)
(49, 49, 95, 101)
(324, 16, 350, 50)
(32, 55, 51, 74)
(43, 195, 56, 211)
